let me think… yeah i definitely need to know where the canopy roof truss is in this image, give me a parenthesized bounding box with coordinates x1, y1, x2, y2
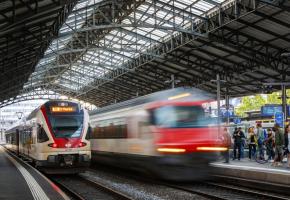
(0, 0, 78, 104)
(1, 0, 290, 107)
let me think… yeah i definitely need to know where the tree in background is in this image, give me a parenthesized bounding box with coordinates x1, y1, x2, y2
(235, 95, 266, 117)
(235, 90, 290, 117)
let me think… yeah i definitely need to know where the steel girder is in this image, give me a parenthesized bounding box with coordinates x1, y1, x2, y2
(0, 0, 78, 103)
(2, 0, 290, 108)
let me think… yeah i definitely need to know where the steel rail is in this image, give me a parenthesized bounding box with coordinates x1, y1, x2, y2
(51, 178, 86, 200)
(206, 182, 289, 200)
(50, 175, 133, 200)
(77, 175, 133, 200)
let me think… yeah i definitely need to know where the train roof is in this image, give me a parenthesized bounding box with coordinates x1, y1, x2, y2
(90, 87, 215, 115)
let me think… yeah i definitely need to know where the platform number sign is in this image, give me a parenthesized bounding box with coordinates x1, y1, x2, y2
(233, 118, 241, 124)
(274, 112, 284, 128)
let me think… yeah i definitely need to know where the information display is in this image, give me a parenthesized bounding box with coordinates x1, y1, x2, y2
(50, 106, 76, 113)
(261, 105, 282, 117)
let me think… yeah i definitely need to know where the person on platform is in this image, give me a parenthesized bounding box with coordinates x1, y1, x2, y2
(248, 127, 257, 160)
(222, 127, 231, 163)
(284, 124, 290, 168)
(265, 128, 275, 161)
(233, 127, 245, 160)
(256, 123, 265, 159)
(272, 123, 284, 167)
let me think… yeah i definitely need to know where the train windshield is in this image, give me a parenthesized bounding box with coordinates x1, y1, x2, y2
(151, 105, 216, 128)
(49, 115, 83, 138)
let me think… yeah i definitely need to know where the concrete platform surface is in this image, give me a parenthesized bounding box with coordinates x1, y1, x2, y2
(211, 159, 290, 185)
(0, 146, 68, 200)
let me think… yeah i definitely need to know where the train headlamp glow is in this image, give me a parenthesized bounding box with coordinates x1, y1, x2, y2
(157, 148, 186, 153)
(168, 93, 191, 100)
(51, 106, 76, 112)
(196, 147, 228, 151)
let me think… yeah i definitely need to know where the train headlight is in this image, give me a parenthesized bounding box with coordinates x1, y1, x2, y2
(78, 142, 87, 147)
(48, 143, 58, 148)
(196, 147, 228, 151)
(157, 148, 186, 153)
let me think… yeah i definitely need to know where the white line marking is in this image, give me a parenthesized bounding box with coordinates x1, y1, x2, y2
(211, 163, 290, 175)
(1, 147, 50, 200)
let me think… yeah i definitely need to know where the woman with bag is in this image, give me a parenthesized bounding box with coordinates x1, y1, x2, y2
(248, 127, 257, 160)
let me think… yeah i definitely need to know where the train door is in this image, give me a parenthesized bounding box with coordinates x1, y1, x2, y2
(30, 125, 37, 159)
(128, 111, 154, 155)
(16, 129, 19, 156)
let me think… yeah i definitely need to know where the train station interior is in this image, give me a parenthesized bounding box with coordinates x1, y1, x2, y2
(0, 0, 290, 199)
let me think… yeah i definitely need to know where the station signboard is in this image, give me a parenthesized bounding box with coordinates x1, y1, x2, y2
(261, 105, 282, 117)
(274, 112, 284, 128)
(261, 105, 290, 117)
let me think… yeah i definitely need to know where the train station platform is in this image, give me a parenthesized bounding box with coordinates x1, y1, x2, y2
(0, 146, 68, 200)
(211, 159, 290, 194)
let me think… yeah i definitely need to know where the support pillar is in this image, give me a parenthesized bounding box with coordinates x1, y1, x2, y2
(217, 74, 221, 123)
(225, 93, 230, 125)
(282, 84, 287, 121)
(217, 74, 221, 137)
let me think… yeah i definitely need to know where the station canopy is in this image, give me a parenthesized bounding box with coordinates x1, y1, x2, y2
(1, 0, 290, 107)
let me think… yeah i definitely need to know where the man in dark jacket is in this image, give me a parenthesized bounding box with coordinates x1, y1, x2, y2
(273, 123, 284, 166)
(233, 127, 245, 160)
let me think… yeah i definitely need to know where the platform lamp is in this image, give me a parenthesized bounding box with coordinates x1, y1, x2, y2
(16, 111, 24, 120)
(15, 111, 24, 155)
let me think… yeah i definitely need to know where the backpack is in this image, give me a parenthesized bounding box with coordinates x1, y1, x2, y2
(257, 128, 265, 145)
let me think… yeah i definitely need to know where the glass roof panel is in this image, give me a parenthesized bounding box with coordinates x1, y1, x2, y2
(25, 0, 230, 92)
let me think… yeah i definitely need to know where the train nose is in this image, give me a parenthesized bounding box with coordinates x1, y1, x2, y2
(65, 143, 72, 148)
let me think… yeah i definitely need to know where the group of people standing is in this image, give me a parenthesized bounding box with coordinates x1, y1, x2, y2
(232, 123, 290, 168)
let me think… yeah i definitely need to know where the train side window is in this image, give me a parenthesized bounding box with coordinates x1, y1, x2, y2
(37, 125, 49, 143)
(91, 118, 128, 139)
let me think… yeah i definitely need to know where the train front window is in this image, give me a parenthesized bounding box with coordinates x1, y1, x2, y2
(49, 115, 83, 138)
(151, 106, 215, 128)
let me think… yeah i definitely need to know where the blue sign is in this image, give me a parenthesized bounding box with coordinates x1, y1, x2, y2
(233, 118, 241, 124)
(275, 112, 284, 128)
(261, 105, 282, 117)
(221, 105, 234, 117)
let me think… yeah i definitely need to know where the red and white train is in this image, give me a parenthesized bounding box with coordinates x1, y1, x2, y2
(89, 88, 229, 180)
(5, 100, 91, 173)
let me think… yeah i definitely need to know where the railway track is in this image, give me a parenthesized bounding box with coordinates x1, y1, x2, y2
(206, 182, 289, 200)
(163, 182, 289, 200)
(88, 167, 290, 200)
(50, 175, 133, 200)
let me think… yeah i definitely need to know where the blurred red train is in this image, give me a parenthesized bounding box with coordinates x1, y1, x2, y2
(89, 88, 229, 180)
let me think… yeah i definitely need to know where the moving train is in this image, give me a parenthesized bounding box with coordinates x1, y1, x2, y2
(89, 87, 229, 180)
(5, 100, 91, 174)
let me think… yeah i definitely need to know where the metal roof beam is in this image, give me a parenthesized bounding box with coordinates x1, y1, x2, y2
(58, 23, 207, 38)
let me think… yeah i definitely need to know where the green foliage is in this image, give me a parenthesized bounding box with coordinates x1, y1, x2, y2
(235, 95, 266, 117)
(235, 90, 290, 117)
(267, 92, 282, 104)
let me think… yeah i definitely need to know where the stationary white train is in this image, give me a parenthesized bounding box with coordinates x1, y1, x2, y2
(5, 100, 91, 173)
